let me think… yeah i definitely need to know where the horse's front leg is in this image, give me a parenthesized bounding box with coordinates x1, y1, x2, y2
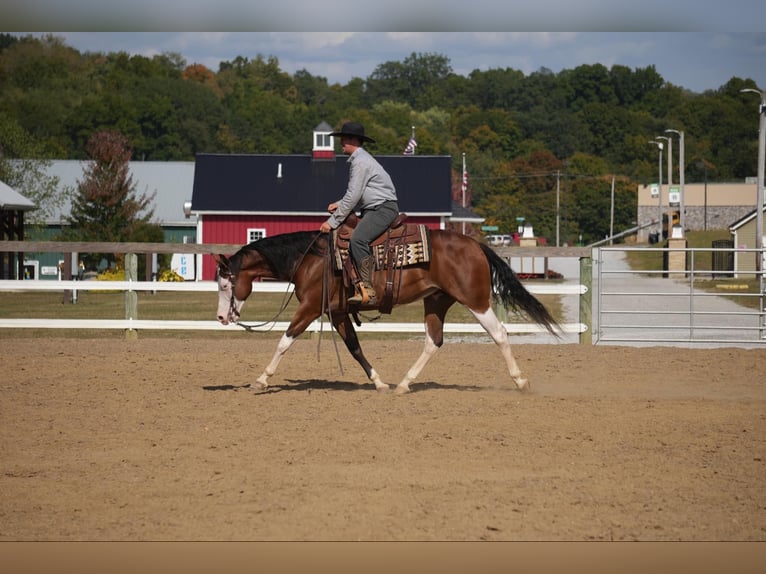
(254, 308, 317, 390)
(254, 332, 299, 390)
(333, 314, 390, 393)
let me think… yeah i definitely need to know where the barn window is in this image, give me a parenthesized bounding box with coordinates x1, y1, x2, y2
(247, 228, 266, 243)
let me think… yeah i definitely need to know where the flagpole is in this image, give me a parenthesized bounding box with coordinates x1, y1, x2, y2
(411, 126, 416, 155)
(461, 152, 466, 235)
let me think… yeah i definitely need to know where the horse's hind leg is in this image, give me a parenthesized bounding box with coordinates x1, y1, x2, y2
(469, 307, 529, 392)
(333, 314, 389, 392)
(394, 293, 454, 395)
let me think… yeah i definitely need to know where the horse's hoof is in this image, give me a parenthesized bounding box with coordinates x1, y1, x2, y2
(394, 384, 411, 395)
(375, 384, 391, 394)
(253, 380, 269, 391)
(516, 378, 530, 393)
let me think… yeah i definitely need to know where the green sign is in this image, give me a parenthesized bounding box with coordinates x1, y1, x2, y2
(481, 225, 499, 231)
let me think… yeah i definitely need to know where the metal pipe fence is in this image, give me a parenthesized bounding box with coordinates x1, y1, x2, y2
(595, 246, 765, 345)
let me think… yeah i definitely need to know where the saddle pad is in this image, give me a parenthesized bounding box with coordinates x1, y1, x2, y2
(332, 225, 431, 271)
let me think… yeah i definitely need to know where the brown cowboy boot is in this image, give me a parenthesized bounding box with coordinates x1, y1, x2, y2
(348, 256, 377, 304)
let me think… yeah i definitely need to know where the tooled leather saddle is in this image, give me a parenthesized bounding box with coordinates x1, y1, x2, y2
(331, 213, 432, 313)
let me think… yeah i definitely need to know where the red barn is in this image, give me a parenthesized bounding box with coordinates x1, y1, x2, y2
(190, 123, 460, 280)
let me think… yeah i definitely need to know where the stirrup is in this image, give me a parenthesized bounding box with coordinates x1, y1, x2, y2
(348, 282, 376, 305)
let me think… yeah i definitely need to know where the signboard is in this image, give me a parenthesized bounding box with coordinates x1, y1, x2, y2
(481, 225, 499, 231)
(650, 183, 659, 198)
(171, 253, 195, 280)
(668, 186, 680, 206)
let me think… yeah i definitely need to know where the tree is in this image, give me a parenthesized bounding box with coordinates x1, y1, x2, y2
(365, 52, 453, 109)
(0, 112, 68, 228)
(64, 130, 159, 269)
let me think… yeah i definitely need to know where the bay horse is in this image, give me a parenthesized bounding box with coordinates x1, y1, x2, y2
(213, 229, 559, 394)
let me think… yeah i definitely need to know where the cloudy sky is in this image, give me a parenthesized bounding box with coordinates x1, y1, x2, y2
(5, 1, 766, 94)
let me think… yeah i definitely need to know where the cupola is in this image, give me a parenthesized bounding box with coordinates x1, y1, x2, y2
(312, 121, 335, 160)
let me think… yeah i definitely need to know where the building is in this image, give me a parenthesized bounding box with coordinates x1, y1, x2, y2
(190, 123, 475, 280)
(10, 123, 482, 281)
(636, 181, 758, 242)
(0, 179, 36, 279)
(17, 160, 196, 280)
(729, 206, 766, 277)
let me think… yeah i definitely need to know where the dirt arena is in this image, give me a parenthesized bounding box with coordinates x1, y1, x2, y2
(1, 335, 764, 541)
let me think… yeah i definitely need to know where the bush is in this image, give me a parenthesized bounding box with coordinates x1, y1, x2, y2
(158, 269, 184, 282)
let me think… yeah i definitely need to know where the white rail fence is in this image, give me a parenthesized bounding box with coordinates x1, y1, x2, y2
(0, 278, 588, 336)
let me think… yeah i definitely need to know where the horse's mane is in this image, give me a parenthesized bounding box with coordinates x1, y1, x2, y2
(236, 231, 327, 279)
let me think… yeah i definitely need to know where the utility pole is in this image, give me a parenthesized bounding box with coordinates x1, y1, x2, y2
(740, 88, 765, 274)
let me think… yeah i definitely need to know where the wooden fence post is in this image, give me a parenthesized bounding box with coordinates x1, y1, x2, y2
(125, 253, 138, 339)
(579, 256, 593, 345)
(62, 252, 72, 304)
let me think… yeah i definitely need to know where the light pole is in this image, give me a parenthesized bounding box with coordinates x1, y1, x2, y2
(740, 88, 765, 275)
(648, 140, 663, 240)
(666, 129, 685, 233)
(656, 135, 672, 237)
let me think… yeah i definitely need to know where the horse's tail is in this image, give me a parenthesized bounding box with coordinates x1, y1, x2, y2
(479, 244, 561, 337)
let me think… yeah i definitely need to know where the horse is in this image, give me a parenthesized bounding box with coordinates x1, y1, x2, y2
(213, 228, 559, 395)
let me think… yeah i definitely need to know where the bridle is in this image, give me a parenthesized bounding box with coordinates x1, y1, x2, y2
(217, 268, 243, 323)
(218, 233, 324, 333)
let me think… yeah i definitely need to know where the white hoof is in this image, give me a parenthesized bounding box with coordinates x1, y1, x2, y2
(394, 384, 411, 395)
(375, 383, 391, 393)
(515, 378, 530, 392)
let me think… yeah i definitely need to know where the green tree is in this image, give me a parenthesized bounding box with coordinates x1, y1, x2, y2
(64, 130, 159, 269)
(365, 52, 453, 109)
(0, 112, 68, 227)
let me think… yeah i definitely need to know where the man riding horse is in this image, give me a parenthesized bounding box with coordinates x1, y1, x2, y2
(319, 122, 399, 305)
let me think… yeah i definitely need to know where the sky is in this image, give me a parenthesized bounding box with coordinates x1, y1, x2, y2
(4, 1, 766, 94)
(13, 32, 765, 95)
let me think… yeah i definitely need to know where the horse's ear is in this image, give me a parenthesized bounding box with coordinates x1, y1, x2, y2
(213, 254, 230, 273)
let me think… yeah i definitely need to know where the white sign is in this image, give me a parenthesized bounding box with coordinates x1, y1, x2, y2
(650, 184, 659, 198)
(41, 266, 58, 276)
(171, 254, 195, 280)
(669, 186, 680, 206)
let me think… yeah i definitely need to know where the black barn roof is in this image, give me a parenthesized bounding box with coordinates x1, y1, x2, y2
(191, 153, 453, 215)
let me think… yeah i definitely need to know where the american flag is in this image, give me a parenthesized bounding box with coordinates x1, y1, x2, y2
(403, 134, 417, 156)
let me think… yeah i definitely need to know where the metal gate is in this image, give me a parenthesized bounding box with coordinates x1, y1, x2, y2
(594, 245, 765, 346)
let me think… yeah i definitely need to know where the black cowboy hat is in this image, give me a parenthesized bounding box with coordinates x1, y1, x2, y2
(329, 121, 376, 144)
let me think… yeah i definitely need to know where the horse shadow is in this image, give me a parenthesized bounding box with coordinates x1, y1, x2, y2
(202, 379, 503, 394)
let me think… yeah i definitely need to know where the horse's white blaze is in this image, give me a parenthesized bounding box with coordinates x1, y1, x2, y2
(470, 308, 527, 390)
(216, 275, 244, 325)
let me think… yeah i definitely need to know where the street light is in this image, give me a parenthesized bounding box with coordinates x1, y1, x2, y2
(666, 129, 685, 233)
(656, 135, 672, 238)
(648, 140, 664, 240)
(740, 88, 765, 275)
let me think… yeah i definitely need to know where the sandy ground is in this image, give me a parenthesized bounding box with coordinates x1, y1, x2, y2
(1, 336, 764, 541)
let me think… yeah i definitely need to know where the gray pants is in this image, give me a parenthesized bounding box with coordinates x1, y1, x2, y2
(349, 200, 399, 264)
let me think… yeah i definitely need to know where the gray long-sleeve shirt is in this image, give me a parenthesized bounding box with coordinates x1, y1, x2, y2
(326, 147, 398, 229)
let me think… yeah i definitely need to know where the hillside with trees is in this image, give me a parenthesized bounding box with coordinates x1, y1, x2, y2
(0, 33, 761, 245)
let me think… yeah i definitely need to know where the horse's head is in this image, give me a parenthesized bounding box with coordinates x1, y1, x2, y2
(213, 254, 246, 325)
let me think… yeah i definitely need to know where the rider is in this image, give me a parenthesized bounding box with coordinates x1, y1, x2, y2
(319, 122, 399, 304)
